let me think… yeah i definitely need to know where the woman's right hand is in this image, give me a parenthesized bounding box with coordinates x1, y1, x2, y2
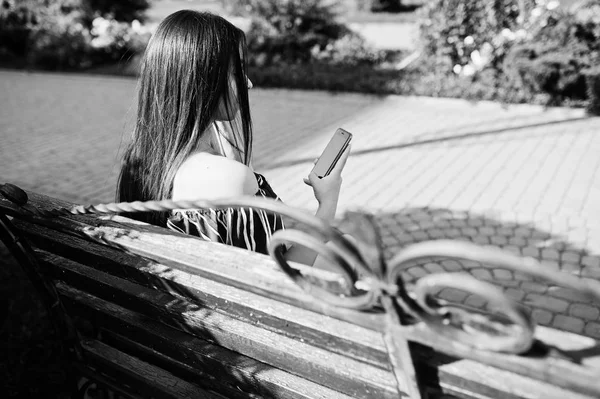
(303, 145, 351, 206)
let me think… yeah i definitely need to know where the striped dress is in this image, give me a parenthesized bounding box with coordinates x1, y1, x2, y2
(166, 173, 285, 255)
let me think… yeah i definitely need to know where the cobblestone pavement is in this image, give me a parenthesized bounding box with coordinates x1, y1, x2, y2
(2, 69, 600, 339)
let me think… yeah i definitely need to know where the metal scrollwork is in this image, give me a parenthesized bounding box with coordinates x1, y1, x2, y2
(4, 182, 600, 357)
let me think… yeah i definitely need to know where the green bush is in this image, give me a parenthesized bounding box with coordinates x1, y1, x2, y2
(27, 12, 93, 70)
(249, 61, 407, 93)
(80, 0, 150, 23)
(583, 66, 600, 115)
(232, 0, 350, 64)
(227, 0, 382, 66)
(416, 0, 532, 73)
(0, 0, 152, 70)
(502, 4, 600, 105)
(370, 0, 404, 12)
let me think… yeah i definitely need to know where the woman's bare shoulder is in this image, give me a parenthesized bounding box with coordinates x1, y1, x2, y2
(173, 152, 258, 200)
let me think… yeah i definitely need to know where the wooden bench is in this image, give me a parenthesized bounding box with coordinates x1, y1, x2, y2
(1, 185, 600, 399)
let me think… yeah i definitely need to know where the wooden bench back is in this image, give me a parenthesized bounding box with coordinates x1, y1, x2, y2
(1, 189, 600, 399)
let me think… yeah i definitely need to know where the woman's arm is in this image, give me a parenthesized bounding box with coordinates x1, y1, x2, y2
(283, 146, 350, 269)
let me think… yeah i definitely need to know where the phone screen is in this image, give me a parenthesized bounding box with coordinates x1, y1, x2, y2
(312, 129, 352, 178)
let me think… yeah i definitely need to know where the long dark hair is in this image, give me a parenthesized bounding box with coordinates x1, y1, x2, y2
(117, 10, 252, 226)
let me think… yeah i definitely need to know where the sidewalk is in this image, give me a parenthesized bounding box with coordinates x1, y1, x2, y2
(1, 69, 600, 338)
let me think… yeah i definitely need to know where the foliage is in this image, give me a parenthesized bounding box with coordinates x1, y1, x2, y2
(0, 0, 153, 70)
(416, 0, 535, 75)
(503, 2, 600, 105)
(226, 0, 382, 66)
(27, 10, 94, 70)
(415, 0, 600, 108)
(249, 61, 407, 93)
(370, 0, 404, 12)
(310, 31, 386, 66)
(583, 66, 600, 115)
(80, 0, 150, 23)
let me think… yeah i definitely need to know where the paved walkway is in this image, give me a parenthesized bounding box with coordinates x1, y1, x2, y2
(1, 69, 600, 339)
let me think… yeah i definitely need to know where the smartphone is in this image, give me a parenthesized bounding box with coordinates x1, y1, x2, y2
(311, 128, 353, 178)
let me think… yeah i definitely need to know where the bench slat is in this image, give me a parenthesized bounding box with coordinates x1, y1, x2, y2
(35, 248, 399, 399)
(3, 190, 600, 398)
(19, 222, 390, 369)
(2, 192, 385, 330)
(62, 285, 357, 399)
(39, 246, 599, 399)
(79, 339, 226, 399)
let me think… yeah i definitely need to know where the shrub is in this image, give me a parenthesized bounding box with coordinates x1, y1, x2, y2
(370, 0, 404, 12)
(248, 61, 407, 93)
(0, 0, 153, 70)
(310, 31, 386, 66)
(227, 0, 381, 66)
(27, 11, 93, 70)
(80, 0, 150, 23)
(416, 0, 533, 74)
(231, 0, 349, 64)
(502, 3, 600, 104)
(86, 17, 152, 65)
(583, 66, 600, 115)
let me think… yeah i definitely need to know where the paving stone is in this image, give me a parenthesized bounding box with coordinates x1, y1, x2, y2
(437, 288, 469, 303)
(552, 315, 585, 334)
(428, 229, 445, 239)
(479, 226, 496, 236)
(445, 228, 462, 238)
(561, 251, 581, 264)
(520, 281, 549, 294)
(540, 260, 560, 271)
(449, 219, 468, 228)
(471, 268, 493, 280)
(569, 303, 600, 321)
(548, 287, 590, 303)
(461, 227, 479, 236)
(440, 260, 464, 272)
(504, 288, 526, 302)
(496, 227, 515, 236)
(490, 236, 508, 246)
(508, 236, 528, 247)
(525, 294, 570, 313)
(541, 248, 560, 261)
(513, 272, 534, 281)
(531, 309, 554, 325)
(424, 263, 445, 274)
(522, 247, 540, 258)
(500, 245, 521, 256)
(492, 268, 513, 280)
(514, 227, 533, 237)
(472, 236, 490, 245)
(494, 279, 521, 288)
(408, 267, 428, 279)
(580, 266, 600, 279)
(582, 255, 600, 269)
(464, 294, 487, 309)
(467, 219, 484, 228)
(411, 231, 429, 241)
(584, 322, 600, 339)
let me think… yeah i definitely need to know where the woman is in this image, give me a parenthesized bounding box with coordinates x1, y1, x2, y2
(117, 10, 349, 264)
